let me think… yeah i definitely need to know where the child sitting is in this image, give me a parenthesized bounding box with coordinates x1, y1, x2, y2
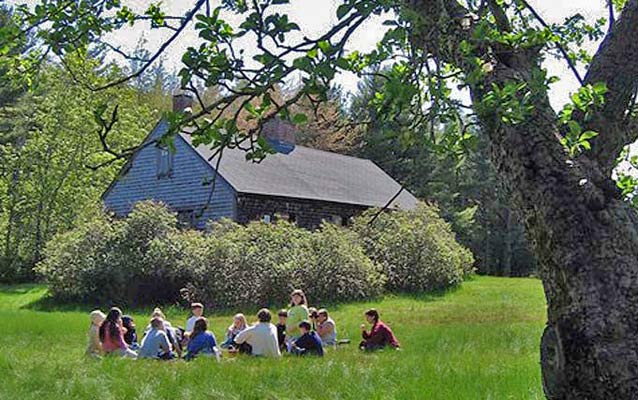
(316, 309, 337, 347)
(86, 310, 105, 357)
(99, 307, 137, 358)
(138, 317, 174, 360)
(185, 303, 204, 334)
(308, 307, 318, 330)
(275, 309, 287, 351)
(185, 318, 220, 361)
(121, 315, 138, 350)
(359, 308, 400, 351)
(220, 313, 247, 349)
(291, 320, 323, 357)
(146, 308, 182, 357)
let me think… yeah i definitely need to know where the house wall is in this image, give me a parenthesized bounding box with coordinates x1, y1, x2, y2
(236, 193, 368, 229)
(102, 120, 236, 229)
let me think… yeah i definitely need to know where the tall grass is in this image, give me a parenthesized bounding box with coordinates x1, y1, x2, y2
(0, 276, 546, 399)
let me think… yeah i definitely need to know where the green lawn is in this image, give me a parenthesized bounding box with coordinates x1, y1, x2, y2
(0, 276, 546, 399)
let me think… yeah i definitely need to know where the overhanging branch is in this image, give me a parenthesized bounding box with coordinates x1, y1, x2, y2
(579, 0, 638, 174)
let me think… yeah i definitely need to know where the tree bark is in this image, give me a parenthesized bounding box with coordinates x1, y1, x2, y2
(478, 63, 638, 400)
(580, 0, 638, 175)
(404, 0, 638, 398)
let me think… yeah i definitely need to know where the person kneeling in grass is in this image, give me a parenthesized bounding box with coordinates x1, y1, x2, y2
(291, 320, 323, 357)
(285, 289, 309, 345)
(233, 308, 281, 358)
(359, 309, 400, 351)
(185, 318, 220, 361)
(138, 317, 175, 360)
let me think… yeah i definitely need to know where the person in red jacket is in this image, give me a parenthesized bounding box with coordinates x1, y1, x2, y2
(359, 308, 400, 351)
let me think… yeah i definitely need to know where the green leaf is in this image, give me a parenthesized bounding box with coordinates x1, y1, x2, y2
(567, 120, 582, 136)
(336, 4, 351, 20)
(307, 48, 318, 59)
(579, 130, 599, 140)
(318, 40, 332, 55)
(592, 81, 608, 95)
(292, 56, 312, 72)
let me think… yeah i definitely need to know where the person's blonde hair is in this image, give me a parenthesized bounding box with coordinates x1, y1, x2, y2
(89, 310, 105, 326)
(151, 307, 166, 319)
(233, 313, 248, 329)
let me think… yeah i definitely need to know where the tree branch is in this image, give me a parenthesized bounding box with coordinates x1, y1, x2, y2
(518, 0, 584, 86)
(90, 0, 207, 91)
(579, 0, 638, 173)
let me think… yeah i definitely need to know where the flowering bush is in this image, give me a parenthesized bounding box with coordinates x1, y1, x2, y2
(37, 201, 472, 307)
(36, 201, 182, 305)
(353, 203, 475, 293)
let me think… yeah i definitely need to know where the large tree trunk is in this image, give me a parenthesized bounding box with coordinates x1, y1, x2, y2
(404, 0, 638, 398)
(478, 65, 638, 399)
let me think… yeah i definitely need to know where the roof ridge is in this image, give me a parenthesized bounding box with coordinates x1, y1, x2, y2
(291, 144, 373, 163)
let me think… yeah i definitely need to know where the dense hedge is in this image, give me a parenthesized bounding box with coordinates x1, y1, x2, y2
(353, 204, 475, 293)
(36, 201, 473, 307)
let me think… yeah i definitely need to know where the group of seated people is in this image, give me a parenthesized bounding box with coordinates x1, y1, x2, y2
(86, 289, 400, 360)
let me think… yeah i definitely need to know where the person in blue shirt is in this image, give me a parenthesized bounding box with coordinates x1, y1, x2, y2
(291, 320, 324, 357)
(185, 317, 220, 361)
(138, 317, 173, 360)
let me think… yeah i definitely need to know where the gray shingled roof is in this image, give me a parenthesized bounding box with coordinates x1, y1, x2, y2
(179, 132, 419, 210)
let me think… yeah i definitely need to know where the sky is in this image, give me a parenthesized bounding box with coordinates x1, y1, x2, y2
(6, 0, 607, 109)
(97, 0, 607, 109)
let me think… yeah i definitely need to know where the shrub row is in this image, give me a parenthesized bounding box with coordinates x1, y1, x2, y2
(36, 201, 474, 308)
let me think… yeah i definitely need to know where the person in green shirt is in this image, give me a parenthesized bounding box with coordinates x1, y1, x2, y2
(285, 289, 309, 345)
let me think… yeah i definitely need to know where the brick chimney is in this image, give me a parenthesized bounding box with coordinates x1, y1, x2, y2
(172, 93, 193, 113)
(261, 118, 296, 154)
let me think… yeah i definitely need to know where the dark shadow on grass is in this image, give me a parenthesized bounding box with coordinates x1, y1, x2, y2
(0, 283, 43, 295)
(10, 276, 471, 317)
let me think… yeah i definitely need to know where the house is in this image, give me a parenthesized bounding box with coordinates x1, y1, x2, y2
(102, 95, 418, 229)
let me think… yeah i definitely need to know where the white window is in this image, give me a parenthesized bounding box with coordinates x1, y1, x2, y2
(157, 147, 173, 178)
(331, 215, 343, 225)
(263, 214, 272, 224)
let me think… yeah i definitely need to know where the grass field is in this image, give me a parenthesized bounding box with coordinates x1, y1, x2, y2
(0, 276, 546, 399)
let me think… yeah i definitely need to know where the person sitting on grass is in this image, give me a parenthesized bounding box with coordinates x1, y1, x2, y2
(99, 307, 137, 358)
(316, 309, 337, 347)
(121, 315, 138, 350)
(185, 317, 220, 361)
(138, 317, 174, 360)
(145, 308, 182, 358)
(86, 310, 105, 357)
(359, 308, 400, 351)
(220, 313, 248, 349)
(285, 289, 309, 345)
(308, 307, 318, 330)
(185, 303, 204, 334)
(234, 308, 281, 358)
(275, 309, 287, 351)
(291, 320, 324, 357)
